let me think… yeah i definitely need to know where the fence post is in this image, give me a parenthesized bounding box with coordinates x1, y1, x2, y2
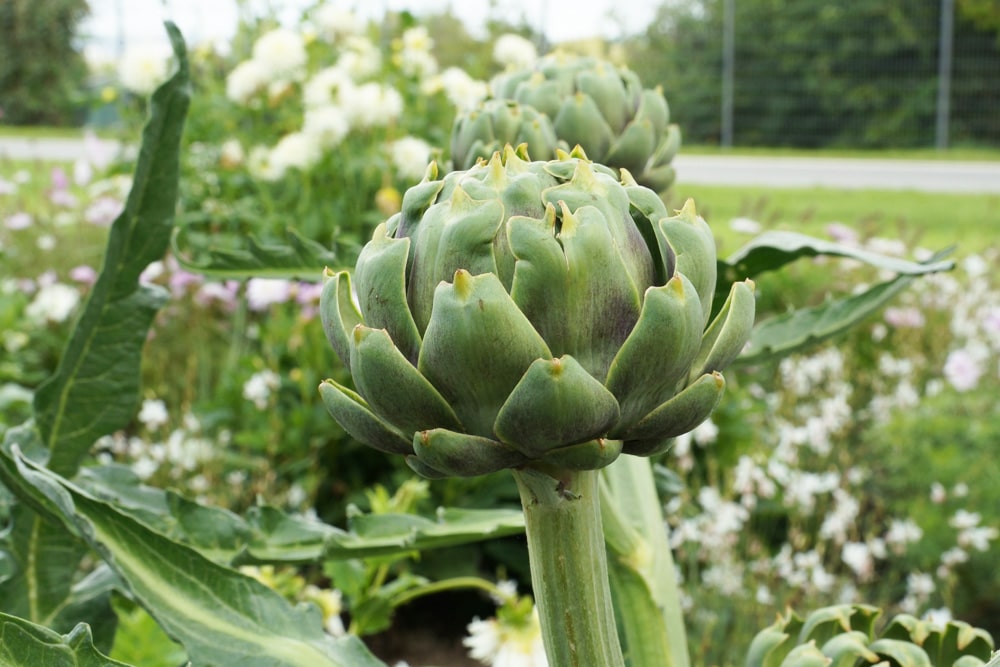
(721, 0, 735, 147)
(935, 0, 954, 150)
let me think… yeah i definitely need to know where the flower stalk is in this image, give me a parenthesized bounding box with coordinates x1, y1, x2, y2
(512, 466, 625, 667)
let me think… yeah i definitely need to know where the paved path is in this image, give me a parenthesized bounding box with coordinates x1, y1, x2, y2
(672, 154, 1000, 194)
(3, 137, 999, 194)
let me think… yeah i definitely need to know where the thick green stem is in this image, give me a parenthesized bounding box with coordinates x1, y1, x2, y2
(512, 466, 625, 667)
(601, 456, 690, 667)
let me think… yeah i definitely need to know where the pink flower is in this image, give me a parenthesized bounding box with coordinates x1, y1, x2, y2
(826, 223, 858, 245)
(884, 306, 925, 329)
(169, 270, 203, 297)
(85, 197, 124, 226)
(4, 212, 32, 230)
(943, 348, 982, 392)
(69, 265, 98, 285)
(50, 166, 69, 191)
(49, 189, 78, 208)
(195, 281, 239, 309)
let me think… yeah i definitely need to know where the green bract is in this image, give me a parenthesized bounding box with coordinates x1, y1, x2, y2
(489, 53, 681, 193)
(451, 99, 559, 171)
(746, 604, 995, 667)
(319, 146, 754, 478)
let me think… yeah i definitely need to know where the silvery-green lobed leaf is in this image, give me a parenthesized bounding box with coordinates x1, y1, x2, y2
(0, 612, 131, 667)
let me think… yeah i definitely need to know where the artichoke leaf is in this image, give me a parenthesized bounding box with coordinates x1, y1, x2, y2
(354, 223, 422, 363)
(605, 119, 657, 175)
(553, 93, 616, 160)
(541, 438, 622, 471)
(412, 429, 530, 477)
(575, 66, 630, 134)
(407, 186, 506, 331)
(605, 275, 704, 434)
(657, 200, 718, 327)
(867, 639, 933, 667)
(820, 632, 881, 666)
(319, 270, 363, 372)
(318, 380, 413, 455)
(778, 642, 833, 667)
(621, 372, 725, 456)
(634, 89, 671, 146)
(349, 326, 463, 435)
(494, 355, 620, 458)
(507, 205, 642, 378)
(689, 279, 756, 383)
(418, 270, 552, 438)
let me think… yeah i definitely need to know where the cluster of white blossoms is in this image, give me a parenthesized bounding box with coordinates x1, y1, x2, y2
(492, 33, 539, 70)
(667, 218, 1000, 626)
(118, 44, 172, 95)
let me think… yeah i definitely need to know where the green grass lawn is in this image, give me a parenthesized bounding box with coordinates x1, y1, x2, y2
(667, 184, 1000, 257)
(0, 125, 114, 140)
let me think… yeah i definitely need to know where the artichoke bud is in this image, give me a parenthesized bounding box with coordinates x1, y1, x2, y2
(488, 53, 678, 193)
(450, 100, 559, 171)
(320, 151, 747, 478)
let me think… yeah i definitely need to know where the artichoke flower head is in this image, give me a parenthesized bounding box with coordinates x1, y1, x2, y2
(320, 145, 754, 478)
(489, 53, 682, 193)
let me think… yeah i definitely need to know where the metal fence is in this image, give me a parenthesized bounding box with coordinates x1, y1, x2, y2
(630, 0, 1000, 149)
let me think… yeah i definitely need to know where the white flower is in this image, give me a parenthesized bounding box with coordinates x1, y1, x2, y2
(220, 139, 245, 167)
(950, 509, 982, 531)
(906, 572, 935, 598)
(402, 26, 433, 52)
(252, 29, 307, 81)
(304, 67, 354, 108)
(341, 82, 403, 129)
(242, 370, 281, 409)
(138, 399, 169, 430)
(841, 542, 874, 579)
(248, 145, 282, 182)
(493, 34, 538, 69)
(26, 283, 80, 323)
(313, 6, 363, 40)
(226, 59, 268, 104)
(464, 609, 548, 667)
(335, 37, 381, 80)
(398, 48, 438, 78)
(429, 67, 489, 111)
(268, 132, 322, 177)
(303, 106, 350, 148)
(923, 607, 953, 628)
(390, 136, 433, 181)
(691, 418, 718, 446)
(246, 278, 293, 311)
(119, 45, 171, 95)
(729, 217, 762, 234)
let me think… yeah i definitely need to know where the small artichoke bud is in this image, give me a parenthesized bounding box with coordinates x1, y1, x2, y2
(451, 99, 560, 171)
(319, 149, 754, 478)
(489, 54, 681, 193)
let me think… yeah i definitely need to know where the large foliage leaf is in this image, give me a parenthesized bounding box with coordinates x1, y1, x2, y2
(737, 272, 916, 365)
(719, 230, 953, 285)
(171, 222, 345, 279)
(32, 23, 191, 478)
(0, 447, 387, 667)
(0, 425, 117, 649)
(715, 232, 954, 364)
(0, 612, 131, 667)
(76, 463, 524, 564)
